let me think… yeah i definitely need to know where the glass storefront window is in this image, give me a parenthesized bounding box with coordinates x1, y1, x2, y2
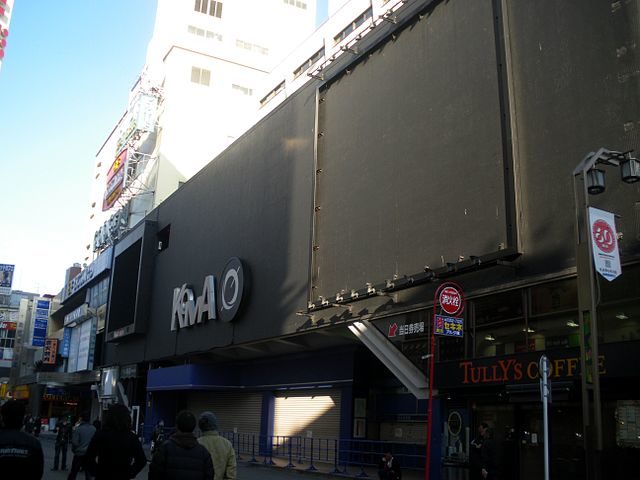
(530, 278, 577, 316)
(473, 290, 525, 358)
(598, 301, 640, 343)
(598, 264, 640, 344)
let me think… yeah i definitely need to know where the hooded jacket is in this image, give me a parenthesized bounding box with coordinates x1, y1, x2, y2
(149, 431, 214, 480)
(197, 431, 237, 480)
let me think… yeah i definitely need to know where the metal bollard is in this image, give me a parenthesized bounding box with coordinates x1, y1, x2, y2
(306, 437, 318, 471)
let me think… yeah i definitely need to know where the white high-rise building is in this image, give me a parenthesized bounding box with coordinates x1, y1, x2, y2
(84, 0, 406, 262)
(85, 0, 318, 261)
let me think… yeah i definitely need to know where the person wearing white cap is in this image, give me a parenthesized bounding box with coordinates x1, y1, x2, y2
(197, 412, 237, 480)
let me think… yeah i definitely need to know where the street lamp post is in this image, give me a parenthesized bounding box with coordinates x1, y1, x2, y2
(573, 147, 639, 480)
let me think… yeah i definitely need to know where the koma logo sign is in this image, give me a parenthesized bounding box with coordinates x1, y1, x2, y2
(170, 258, 247, 331)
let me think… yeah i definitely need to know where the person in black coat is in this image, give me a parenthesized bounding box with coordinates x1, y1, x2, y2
(52, 416, 72, 471)
(84, 404, 147, 480)
(378, 450, 402, 480)
(479, 424, 498, 480)
(0, 400, 44, 480)
(148, 410, 214, 480)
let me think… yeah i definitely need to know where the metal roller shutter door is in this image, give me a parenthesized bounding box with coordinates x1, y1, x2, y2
(273, 389, 341, 439)
(187, 391, 262, 434)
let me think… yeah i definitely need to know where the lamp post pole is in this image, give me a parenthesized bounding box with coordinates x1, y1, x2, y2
(573, 147, 624, 480)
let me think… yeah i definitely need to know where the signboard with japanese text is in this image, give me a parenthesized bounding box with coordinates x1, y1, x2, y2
(31, 298, 50, 347)
(434, 314, 464, 337)
(60, 327, 71, 358)
(589, 207, 621, 281)
(387, 320, 425, 338)
(43, 339, 58, 364)
(0, 264, 14, 295)
(103, 148, 127, 211)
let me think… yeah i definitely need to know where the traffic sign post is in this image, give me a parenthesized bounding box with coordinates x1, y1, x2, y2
(426, 282, 465, 480)
(539, 355, 551, 480)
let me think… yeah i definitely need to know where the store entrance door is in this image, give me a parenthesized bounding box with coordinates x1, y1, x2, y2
(475, 401, 582, 480)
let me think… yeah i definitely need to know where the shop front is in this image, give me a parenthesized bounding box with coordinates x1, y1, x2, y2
(362, 264, 640, 479)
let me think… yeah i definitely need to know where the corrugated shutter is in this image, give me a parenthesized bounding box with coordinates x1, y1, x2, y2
(187, 391, 262, 434)
(273, 389, 341, 439)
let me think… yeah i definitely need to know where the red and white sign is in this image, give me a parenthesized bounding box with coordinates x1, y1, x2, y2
(439, 286, 463, 315)
(589, 207, 621, 281)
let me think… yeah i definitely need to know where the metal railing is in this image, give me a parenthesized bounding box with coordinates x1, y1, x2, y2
(221, 432, 426, 476)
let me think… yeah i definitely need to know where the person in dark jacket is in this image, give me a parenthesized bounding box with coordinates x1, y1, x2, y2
(470, 423, 487, 480)
(85, 404, 147, 480)
(68, 412, 96, 480)
(378, 450, 402, 480)
(479, 424, 498, 480)
(52, 416, 72, 471)
(149, 410, 214, 480)
(0, 400, 44, 480)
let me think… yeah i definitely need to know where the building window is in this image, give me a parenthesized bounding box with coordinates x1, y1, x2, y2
(473, 290, 525, 358)
(191, 66, 211, 86)
(283, 0, 307, 10)
(259, 81, 285, 106)
(194, 0, 223, 18)
(236, 39, 269, 56)
(333, 8, 373, 45)
(187, 25, 223, 42)
(293, 47, 324, 78)
(232, 84, 253, 96)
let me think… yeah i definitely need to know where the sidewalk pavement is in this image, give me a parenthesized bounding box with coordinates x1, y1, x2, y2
(38, 431, 425, 480)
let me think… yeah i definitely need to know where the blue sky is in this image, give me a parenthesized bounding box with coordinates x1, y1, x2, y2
(0, 1, 329, 295)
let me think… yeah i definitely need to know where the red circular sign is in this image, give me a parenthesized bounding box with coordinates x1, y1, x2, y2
(592, 219, 616, 254)
(439, 286, 462, 315)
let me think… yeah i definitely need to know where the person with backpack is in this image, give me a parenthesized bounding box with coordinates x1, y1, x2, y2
(149, 410, 214, 480)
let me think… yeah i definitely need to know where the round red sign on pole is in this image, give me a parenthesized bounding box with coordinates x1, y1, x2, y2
(439, 286, 462, 315)
(592, 219, 616, 254)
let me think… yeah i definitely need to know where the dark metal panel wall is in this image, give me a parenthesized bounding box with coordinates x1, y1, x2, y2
(313, 0, 509, 299)
(143, 87, 317, 360)
(504, 0, 640, 274)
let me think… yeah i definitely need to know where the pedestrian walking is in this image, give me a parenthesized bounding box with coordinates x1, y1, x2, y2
(33, 415, 41, 437)
(84, 404, 147, 480)
(197, 411, 237, 480)
(470, 423, 486, 480)
(52, 416, 72, 471)
(150, 419, 165, 455)
(377, 450, 402, 480)
(0, 400, 44, 480)
(67, 412, 96, 480)
(149, 410, 214, 480)
(478, 423, 498, 480)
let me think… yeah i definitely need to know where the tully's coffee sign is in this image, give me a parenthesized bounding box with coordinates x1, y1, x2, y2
(435, 346, 618, 388)
(171, 258, 247, 331)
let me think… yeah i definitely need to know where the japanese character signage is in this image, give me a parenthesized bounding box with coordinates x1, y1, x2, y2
(589, 207, 621, 281)
(439, 286, 463, 315)
(43, 339, 58, 365)
(387, 321, 425, 338)
(0, 264, 14, 295)
(434, 314, 464, 337)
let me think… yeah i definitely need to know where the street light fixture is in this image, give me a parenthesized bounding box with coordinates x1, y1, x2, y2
(573, 147, 634, 480)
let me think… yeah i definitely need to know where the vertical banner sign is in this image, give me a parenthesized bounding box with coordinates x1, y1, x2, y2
(0, 264, 15, 295)
(43, 339, 58, 365)
(32, 298, 50, 347)
(427, 282, 465, 480)
(60, 327, 72, 358)
(588, 207, 621, 281)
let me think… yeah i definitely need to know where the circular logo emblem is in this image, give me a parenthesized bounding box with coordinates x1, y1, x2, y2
(592, 219, 616, 254)
(447, 411, 462, 437)
(439, 286, 462, 315)
(218, 257, 246, 323)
